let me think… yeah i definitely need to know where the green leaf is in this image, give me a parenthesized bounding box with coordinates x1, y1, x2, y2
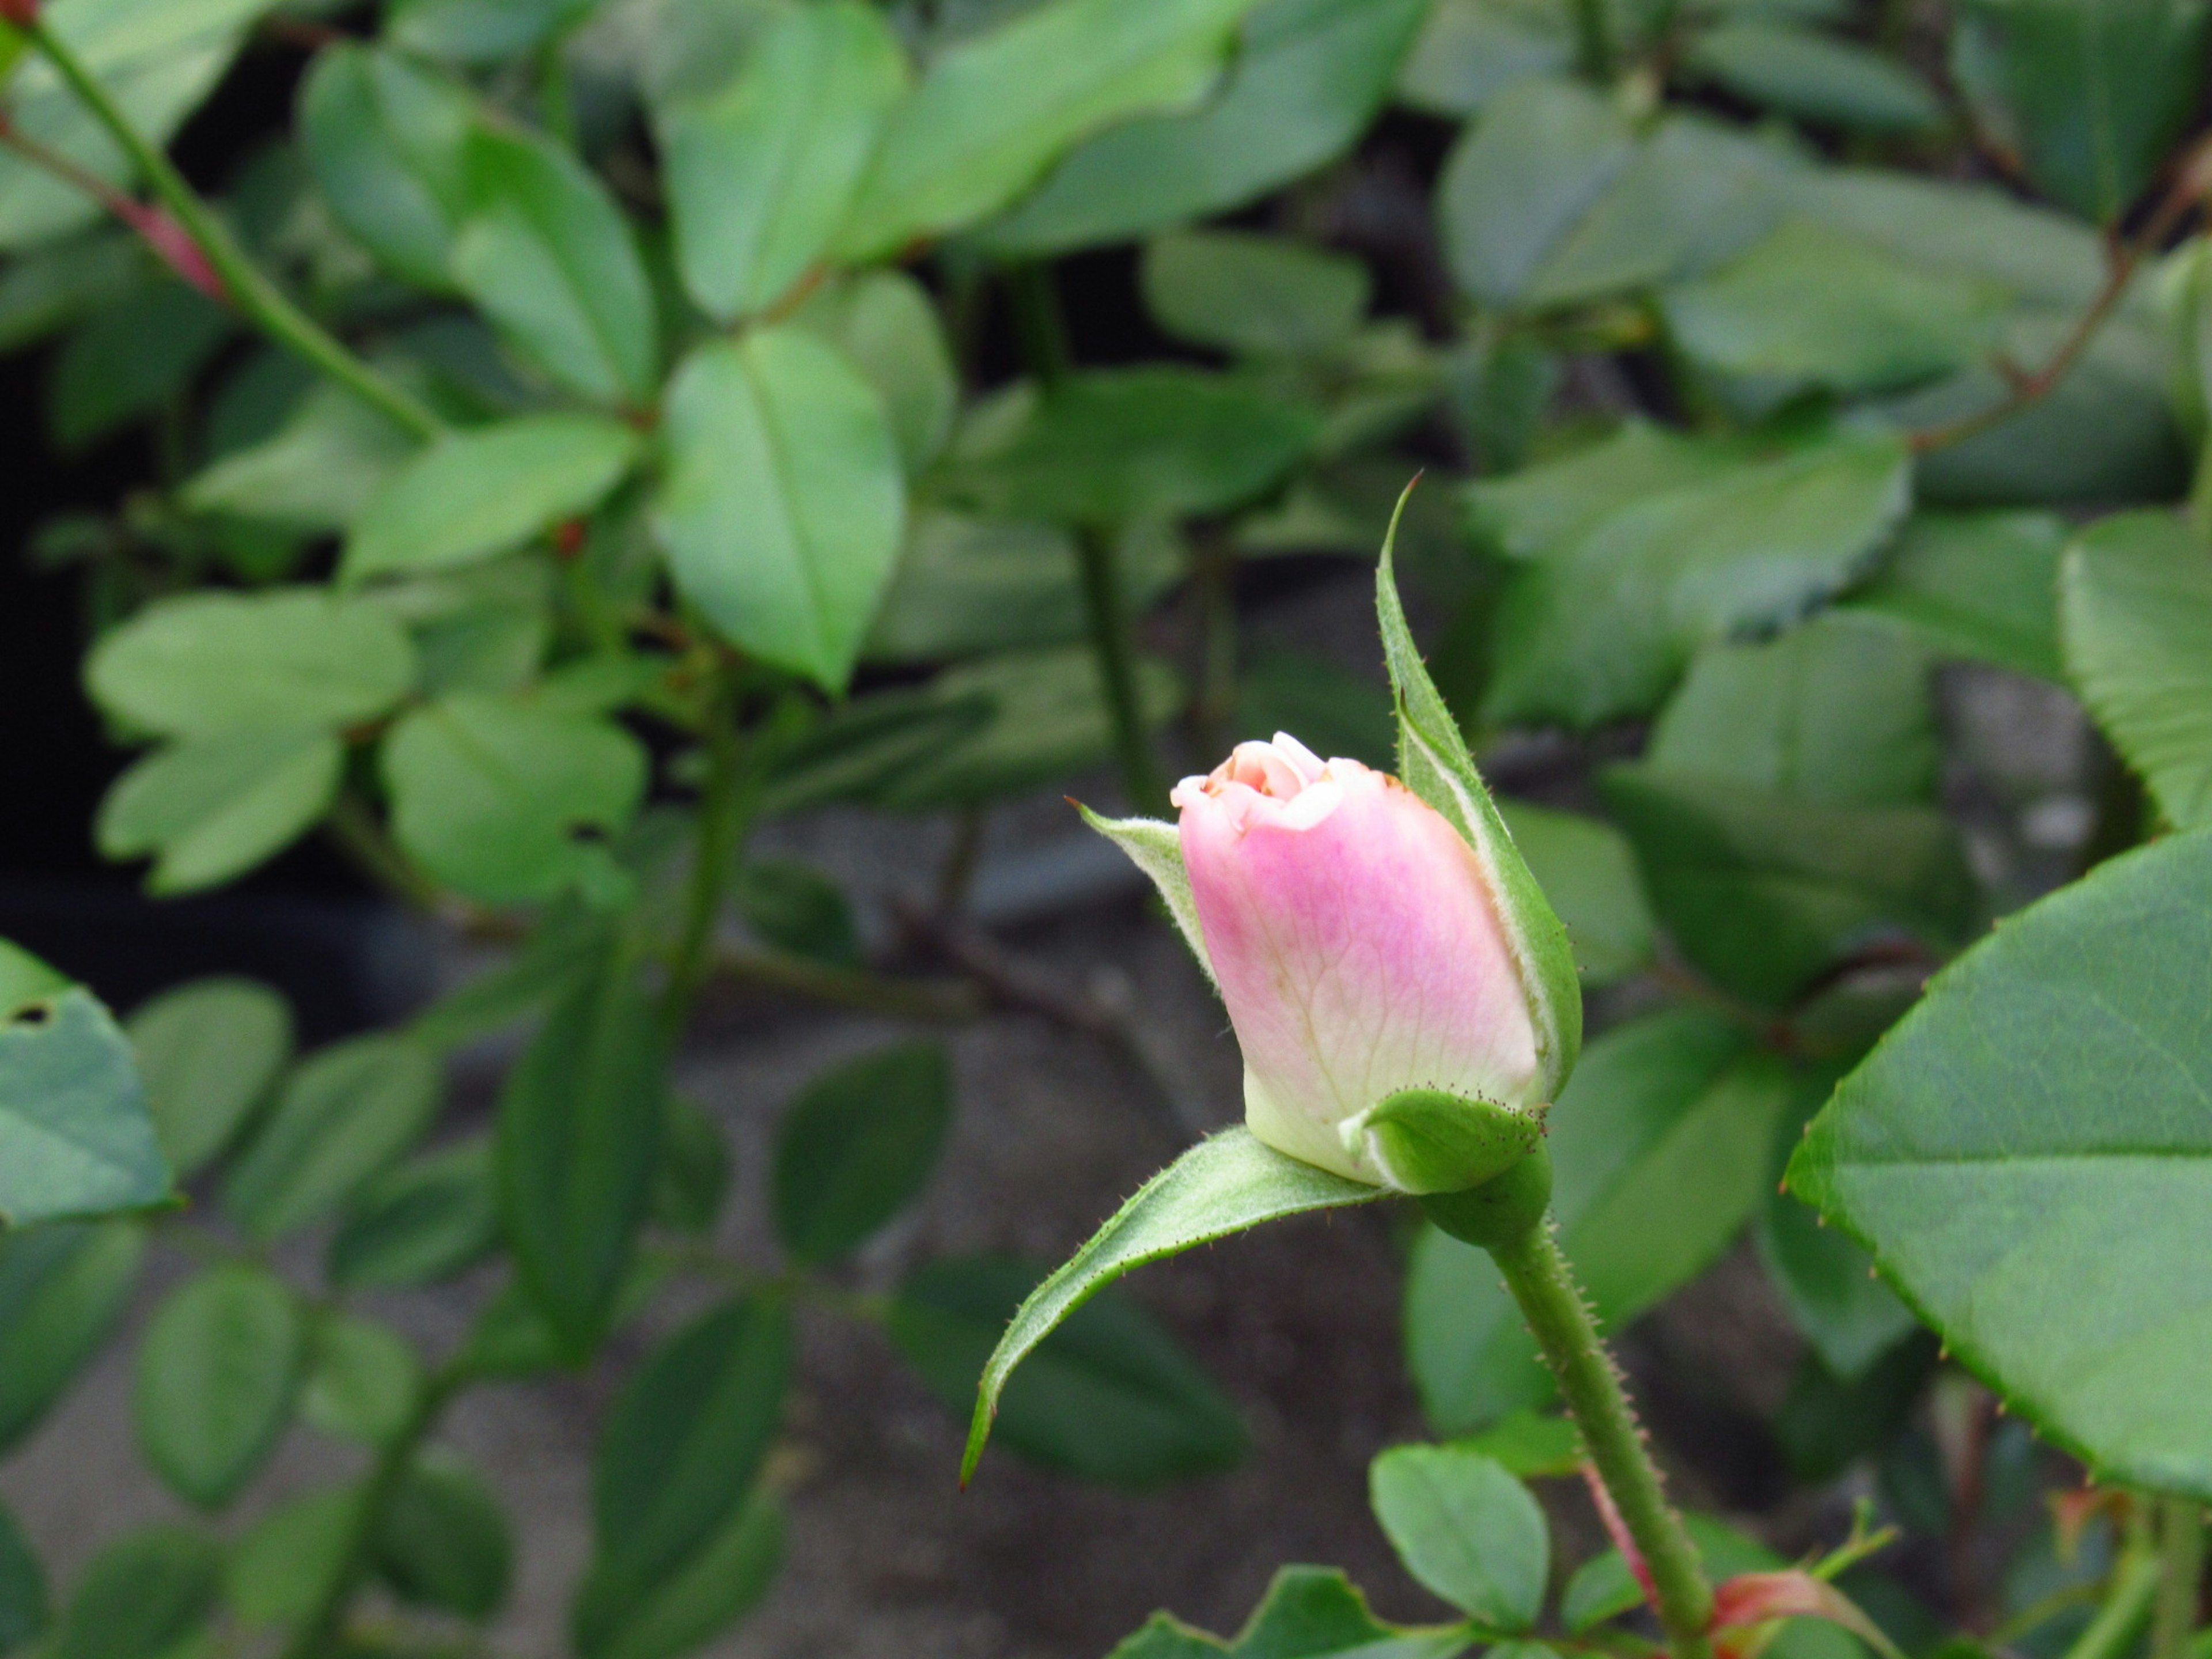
(1370, 1446, 1547, 1627)
(301, 1312, 422, 1447)
(1494, 802, 1655, 987)
(372, 558, 555, 698)
(183, 382, 417, 535)
(660, 0, 905, 321)
(890, 1255, 1246, 1488)
(1436, 77, 1635, 309)
(962, 1127, 1378, 1482)
(831, 0, 1262, 259)
(224, 1034, 442, 1241)
(1446, 1409, 1584, 1479)
(734, 860, 860, 968)
(300, 43, 476, 290)
(0, 990, 168, 1225)
(1394, 0, 1574, 118)
(0, 232, 141, 352)
(226, 1485, 356, 1631)
(1686, 23, 1943, 132)
(1142, 229, 1369, 359)
(344, 414, 641, 581)
(376, 1453, 512, 1620)
(1109, 1565, 1472, 1659)
(1377, 498, 1582, 1102)
(1646, 615, 1938, 807)
(1465, 421, 1750, 565)
(0, 1499, 46, 1658)
(1843, 509, 2067, 680)
(497, 950, 665, 1357)
(96, 729, 343, 895)
(1758, 1185, 1918, 1381)
(576, 1297, 790, 1647)
(0, 944, 68, 1020)
(1662, 220, 2003, 397)
(1601, 767, 1971, 1006)
(952, 368, 1318, 523)
(656, 329, 905, 692)
(772, 1043, 950, 1265)
(2062, 510, 2212, 828)
(126, 977, 291, 1181)
(1483, 426, 1912, 729)
(1407, 1011, 1787, 1431)
(85, 588, 415, 739)
(789, 270, 959, 474)
(976, 0, 1430, 256)
(382, 692, 648, 905)
(49, 1527, 221, 1659)
(650, 1098, 732, 1237)
(329, 1137, 500, 1290)
(1789, 827, 2212, 1497)
(1951, 0, 2210, 223)
(48, 280, 229, 450)
(0, 1221, 143, 1453)
(579, 1490, 782, 1659)
(452, 127, 658, 404)
(390, 0, 597, 61)
(135, 1263, 304, 1509)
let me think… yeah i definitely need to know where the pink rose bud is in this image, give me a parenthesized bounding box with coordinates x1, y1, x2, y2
(1172, 733, 1547, 1190)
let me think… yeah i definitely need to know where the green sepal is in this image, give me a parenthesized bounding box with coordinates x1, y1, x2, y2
(1077, 804, 1215, 991)
(1376, 484, 1582, 1102)
(1421, 1147, 1554, 1252)
(1347, 1089, 1545, 1196)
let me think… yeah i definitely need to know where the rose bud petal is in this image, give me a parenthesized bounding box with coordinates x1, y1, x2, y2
(1169, 733, 1549, 1190)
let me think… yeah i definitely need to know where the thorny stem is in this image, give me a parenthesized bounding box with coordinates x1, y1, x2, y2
(1490, 1223, 1715, 1659)
(1912, 135, 2212, 455)
(281, 1365, 468, 1659)
(1003, 262, 1166, 809)
(2154, 1498, 2206, 1659)
(24, 18, 445, 441)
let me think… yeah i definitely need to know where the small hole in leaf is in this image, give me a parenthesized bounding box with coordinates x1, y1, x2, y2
(567, 822, 611, 846)
(7, 1002, 53, 1027)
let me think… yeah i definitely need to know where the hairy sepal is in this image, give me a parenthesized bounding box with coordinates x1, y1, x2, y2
(1347, 1088, 1545, 1196)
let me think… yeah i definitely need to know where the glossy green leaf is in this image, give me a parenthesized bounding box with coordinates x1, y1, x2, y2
(953, 368, 1317, 523)
(772, 1043, 950, 1265)
(301, 1312, 422, 1448)
(96, 729, 342, 895)
(1687, 23, 1943, 132)
(370, 558, 555, 698)
(1662, 220, 2003, 397)
(2061, 510, 2212, 828)
(0, 990, 168, 1225)
(1465, 421, 1752, 565)
(1647, 615, 1938, 807)
(1394, 0, 1573, 118)
(580, 1490, 782, 1659)
(576, 1297, 790, 1646)
(891, 1255, 1246, 1488)
(452, 128, 658, 404)
(1407, 1011, 1787, 1431)
(0, 1499, 46, 1658)
(1602, 767, 1971, 1006)
(224, 1034, 442, 1241)
(1494, 802, 1655, 986)
(126, 976, 291, 1181)
(135, 1263, 304, 1508)
(788, 269, 959, 473)
(0, 1221, 143, 1453)
(1436, 77, 1635, 308)
(1142, 229, 1369, 359)
(328, 1137, 500, 1291)
(1951, 0, 2210, 223)
(832, 0, 1262, 259)
(661, 0, 905, 320)
(1370, 1445, 1547, 1627)
(344, 414, 640, 581)
(1107, 1565, 1472, 1658)
(48, 1527, 221, 1659)
(48, 281, 229, 450)
(85, 589, 415, 739)
(300, 44, 476, 290)
(1790, 828, 2212, 1497)
(656, 329, 905, 692)
(376, 1453, 512, 1620)
(980, 0, 1429, 255)
(383, 693, 648, 905)
(225, 1484, 355, 1631)
(497, 950, 665, 1357)
(184, 381, 415, 535)
(1483, 426, 1912, 729)
(962, 1127, 1378, 1483)
(1378, 505, 1582, 1100)
(1843, 509, 2067, 680)
(390, 0, 597, 60)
